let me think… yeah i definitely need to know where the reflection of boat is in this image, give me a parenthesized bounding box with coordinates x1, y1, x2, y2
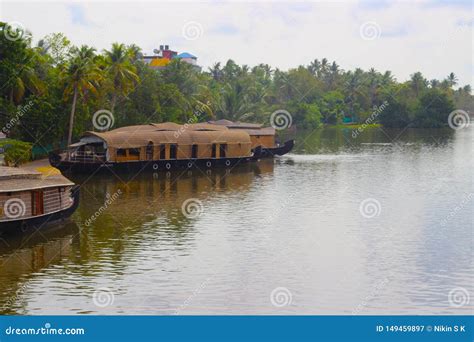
(0, 166, 80, 234)
(0, 224, 77, 314)
(49, 122, 293, 174)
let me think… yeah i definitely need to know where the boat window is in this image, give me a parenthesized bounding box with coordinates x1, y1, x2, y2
(191, 144, 198, 159)
(129, 148, 140, 156)
(117, 149, 126, 157)
(169, 144, 177, 159)
(160, 144, 166, 159)
(146, 143, 153, 160)
(219, 144, 227, 158)
(211, 144, 217, 158)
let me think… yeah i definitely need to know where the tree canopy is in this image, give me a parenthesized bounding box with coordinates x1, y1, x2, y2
(0, 22, 472, 154)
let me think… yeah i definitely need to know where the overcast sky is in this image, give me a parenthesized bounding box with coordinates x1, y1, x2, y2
(1, 0, 473, 87)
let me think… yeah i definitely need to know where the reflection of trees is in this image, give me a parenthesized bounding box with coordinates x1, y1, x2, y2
(69, 160, 275, 268)
(0, 160, 274, 314)
(0, 223, 78, 314)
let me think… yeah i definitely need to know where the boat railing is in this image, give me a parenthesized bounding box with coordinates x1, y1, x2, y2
(69, 151, 106, 163)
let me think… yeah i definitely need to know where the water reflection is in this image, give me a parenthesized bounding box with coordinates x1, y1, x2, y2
(0, 127, 471, 315)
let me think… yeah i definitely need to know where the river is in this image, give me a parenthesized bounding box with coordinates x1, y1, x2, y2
(0, 126, 472, 315)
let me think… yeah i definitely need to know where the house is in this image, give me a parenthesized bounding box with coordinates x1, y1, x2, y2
(142, 45, 200, 70)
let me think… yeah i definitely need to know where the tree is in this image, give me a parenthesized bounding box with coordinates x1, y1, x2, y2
(410, 72, 428, 97)
(446, 72, 458, 88)
(379, 98, 411, 128)
(103, 43, 139, 112)
(61, 45, 102, 149)
(414, 89, 454, 128)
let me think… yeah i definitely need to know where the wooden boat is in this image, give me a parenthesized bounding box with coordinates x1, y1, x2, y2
(207, 119, 294, 157)
(0, 166, 80, 234)
(49, 122, 293, 174)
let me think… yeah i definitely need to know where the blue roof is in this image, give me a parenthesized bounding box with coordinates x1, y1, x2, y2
(176, 52, 197, 59)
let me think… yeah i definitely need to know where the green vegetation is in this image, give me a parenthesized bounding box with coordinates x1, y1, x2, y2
(0, 139, 32, 166)
(0, 22, 472, 150)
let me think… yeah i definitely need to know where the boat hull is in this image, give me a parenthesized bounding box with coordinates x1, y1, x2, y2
(49, 155, 256, 174)
(0, 186, 80, 235)
(253, 140, 294, 159)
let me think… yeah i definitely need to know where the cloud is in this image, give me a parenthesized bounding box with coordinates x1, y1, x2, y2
(1, 0, 472, 87)
(68, 3, 89, 26)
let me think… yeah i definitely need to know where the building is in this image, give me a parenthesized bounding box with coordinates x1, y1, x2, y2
(142, 45, 200, 70)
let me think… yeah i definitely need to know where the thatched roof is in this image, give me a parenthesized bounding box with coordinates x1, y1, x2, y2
(83, 123, 251, 149)
(208, 119, 263, 129)
(207, 120, 275, 135)
(0, 166, 74, 193)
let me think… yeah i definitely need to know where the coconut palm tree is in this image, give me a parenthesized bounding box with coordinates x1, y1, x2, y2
(5, 48, 45, 105)
(308, 59, 321, 77)
(103, 43, 139, 112)
(62, 45, 102, 149)
(410, 72, 427, 97)
(446, 72, 458, 88)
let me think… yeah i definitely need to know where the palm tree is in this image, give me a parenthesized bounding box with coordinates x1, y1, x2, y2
(5, 49, 45, 104)
(367, 68, 379, 107)
(308, 59, 321, 77)
(430, 79, 440, 88)
(344, 70, 365, 121)
(446, 72, 458, 88)
(103, 43, 139, 112)
(126, 44, 143, 63)
(410, 72, 427, 97)
(209, 62, 222, 81)
(62, 45, 102, 150)
(462, 84, 471, 94)
(326, 61, 340, 90)
(380, 71, 394, 87)
(320, 58, 329, 78)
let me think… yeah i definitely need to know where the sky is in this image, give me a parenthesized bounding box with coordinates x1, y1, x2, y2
(1, 0, 473, 87)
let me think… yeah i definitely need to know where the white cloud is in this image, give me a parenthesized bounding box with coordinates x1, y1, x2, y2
(1, 0, 472, 86)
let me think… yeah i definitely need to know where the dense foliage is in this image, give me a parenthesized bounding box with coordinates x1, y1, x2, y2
(0, 22, 472, 152)
(0, 139, 32, 166)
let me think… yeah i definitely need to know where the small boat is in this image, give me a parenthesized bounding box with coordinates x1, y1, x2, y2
(0, 166, 80, 234)
(49, 121, 294, 174)
(253, 140, 295, 159)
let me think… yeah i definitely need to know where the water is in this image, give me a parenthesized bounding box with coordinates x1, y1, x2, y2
(1, 126, 472, 315)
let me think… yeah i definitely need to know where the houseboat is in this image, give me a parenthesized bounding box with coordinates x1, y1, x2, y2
(0, 166, 80, 233)
(208, 120, 294, 158)
(49, 122, 293, 173)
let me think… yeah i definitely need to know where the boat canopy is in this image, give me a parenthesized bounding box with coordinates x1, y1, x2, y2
(81, 122, 251, 149)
